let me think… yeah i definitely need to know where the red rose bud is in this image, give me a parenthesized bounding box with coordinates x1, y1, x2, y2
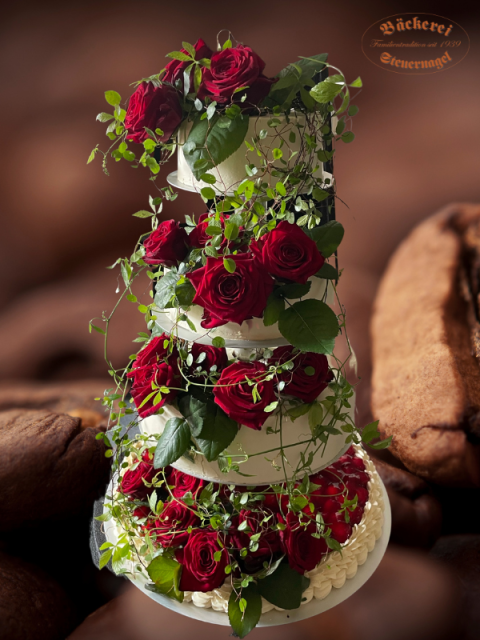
(198, 44, 273, 106)
(125, 82, 182, 144)
(250, 221, 325, 284)
(190, 342, 228, 375)
(280, 511, 328, 574)
(127, 336, 181, 418)
(144, 220, 189, 267)
(178, 529, 229, 592)
(188, 254, 274, 328)
(270, 346, 334, 403)
(169, 469, 204, 498)
(120, 462, 157, 500)
(163, 39, 212, 90)
(150, 500, 200, 548)
(213, 361, 276, 430)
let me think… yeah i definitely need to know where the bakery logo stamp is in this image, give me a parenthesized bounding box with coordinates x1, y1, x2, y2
(362, 13, 470, 74)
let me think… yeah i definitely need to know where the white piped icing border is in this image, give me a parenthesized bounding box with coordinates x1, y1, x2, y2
(110, 446, 384, 615)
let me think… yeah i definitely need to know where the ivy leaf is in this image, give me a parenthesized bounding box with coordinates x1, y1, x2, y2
(154, 271, 179, 309)
(184, 114, 249, 180)
(178, 395, 209, 437)
(105, 90, 121, 106)
(308, 403, 324, 433)
(133, 210, 154, 218)
(278, 299, 339, 354)
(362, 420, 392, 449)
(263, 292, 285, 327)
(212, 336, 225, 348)
(153, 417, 191, 468)
(257, 560, 310, 610)
(315, 263, 339, 280)
(307, 221, 344, 258)
(228, 582, 262, 639)
(147, 555, 184, 603)
(194, 403, 238, 462)
(287, 403, 313, 421)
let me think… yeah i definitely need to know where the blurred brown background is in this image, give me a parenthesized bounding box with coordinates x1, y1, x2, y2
(0, 1, 479, 639)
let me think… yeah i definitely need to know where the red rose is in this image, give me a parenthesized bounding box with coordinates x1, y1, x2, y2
(169, 469, 204, 499)
(177, 529, 229, 592)
(144, 220, 189, 267)
(125, 82, 182, 144)
(270, 346, 334, 403)
(280, 512, 328, 574)
(250, 221, 325, 284)
(151, 500, 200, 548)
(120, 462, 157, 500)
(127, 336, 181, 417)
(213, 361, 276, 430)
(188, 254, 274, 328)
(163, 39, 213, 90)
(198, 45, 273, 106)
(189, 342, 228, 375)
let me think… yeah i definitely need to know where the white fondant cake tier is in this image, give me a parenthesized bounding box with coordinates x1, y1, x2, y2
(176, 114, 332, 194)
(157, 276, 334, 344)
(103, 446, 388, 624)
(139, 384, 354, 485)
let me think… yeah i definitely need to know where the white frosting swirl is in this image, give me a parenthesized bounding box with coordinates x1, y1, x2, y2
(111, 446, 384, 615)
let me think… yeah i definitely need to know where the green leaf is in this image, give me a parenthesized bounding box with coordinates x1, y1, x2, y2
(212, 336, 225, 348)
(133, 210, 153, 218)
(315, 263, 338, 280)
(182, 41, 196, 58)
(96, 112, 114, 123)
(99, 549, 112, 569)
(105, 90, 121, 106)
(258, 560, 310, 610)
(184, 115, 249, 180)
(87, 147, 98, 164)
(194, 403, 238, 462)
(154, 271, 179, 309)
(147, 555, 184, 603)
(175, 279, 195, 307)
(153, 417, 191, 468)
(167, 50, 191, 61)
(201, 186, 216, 200)
(308, 403, 324, 432)
(309, 78, 344, 104)
(341, 131, 355, 144)
(228, 583, 262, 639)
(275, 181, 287, 197)
(178, 395, 209, 437)
(273, 148, 283, 160)
(200, 172, 216, 184)
(350, 76, 362, 88)
(278, 299, 339, 354)
(279, 282, 311, 299)
(223, 258, 236, 273)
(312, 187, 329, 202)
(348, 105, 359, 117)
(263, 293, 285, 326)
(287, 403, 312, 421)
(307, 221, 344, 258)
(224, 222, 239, 241)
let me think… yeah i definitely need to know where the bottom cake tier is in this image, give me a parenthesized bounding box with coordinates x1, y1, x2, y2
(100, 439, 385, 626)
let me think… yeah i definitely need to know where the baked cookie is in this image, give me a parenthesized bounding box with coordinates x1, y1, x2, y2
(372, 203, 480, 486)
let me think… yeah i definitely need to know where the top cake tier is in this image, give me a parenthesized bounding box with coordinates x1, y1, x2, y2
(173, 113, 337, 195)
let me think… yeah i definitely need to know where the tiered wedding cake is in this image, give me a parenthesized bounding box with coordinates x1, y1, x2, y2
(91, 35, 389, 637)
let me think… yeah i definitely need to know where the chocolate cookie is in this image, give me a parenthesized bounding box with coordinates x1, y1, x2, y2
(0, 551, 75, 640)
(372, 203, 480, 486)
(0, 409, 110, 531)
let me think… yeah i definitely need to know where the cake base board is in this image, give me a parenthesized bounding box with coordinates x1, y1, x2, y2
(102, 479, 391, 627)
